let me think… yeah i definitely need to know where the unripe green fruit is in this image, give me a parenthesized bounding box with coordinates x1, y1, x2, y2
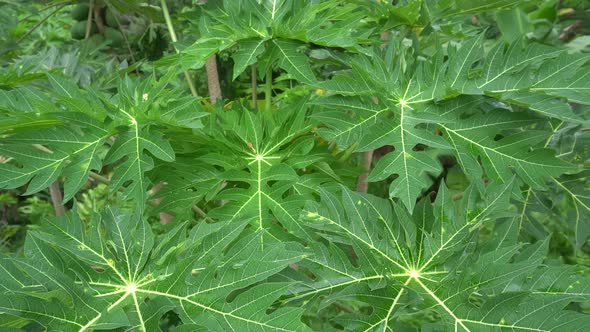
(71, 20, 97, 40)
(71, 4, 89, 21)
(105, 27, 124, 46)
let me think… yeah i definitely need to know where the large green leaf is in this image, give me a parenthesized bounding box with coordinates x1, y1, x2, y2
(0, 113, 108, 201)
(291, 183, 590, 330)
(0, 209, 308, 331)
(439, 109, 574, 187)
(202, 100, 323, 244)
(0, 77, 110, 201)
(312, 38, 580, 211)
(0, 72, 205, 210)
(448, 38, 587, 122)
(169, 0, 372, 80)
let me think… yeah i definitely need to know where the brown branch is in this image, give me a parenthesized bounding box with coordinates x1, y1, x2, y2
(93, 5, 106, 35)
(197, 0, 222, 103)
(109, 9, 138, 66)
(559, 20, 581, 41)
(161, 0, 198, 97)
(49, 181, 65, 216)
(356, 150, 374, 193)
(206, 55, 222, 103)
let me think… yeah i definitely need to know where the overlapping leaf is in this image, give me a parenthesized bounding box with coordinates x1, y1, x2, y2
(518, 120, 590, 251)
(0, 209, 308, 331)
(191, 100, 326, 244)
(0, 76, 110, 201)
(312, 38, 582, 211)
(0, 73, 205, 210)
(168, 0, 372, 82)
(289, 183, 590, 330)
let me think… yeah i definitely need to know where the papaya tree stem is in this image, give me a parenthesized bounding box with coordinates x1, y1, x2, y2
(206, 56, 222, 103)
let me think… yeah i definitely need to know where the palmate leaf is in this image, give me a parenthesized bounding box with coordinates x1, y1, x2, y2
(103, 72, 209, 209)
(438, 109, 574, 188)
(313, 95, 449, 211)
(0, 72, 204, 211)
(103, 117, 174, 206)
(172, 0, 372, 81)
(448, 38, 589, 122)
(197, 100, 323, 244)
(421, 0, 536, 20)
(0, 208, 308, 331)
(0, 113, 107, 202)
(291, 183, 590, 331)
(151, 96, 346, 226)
(312, 37, 581, 211)
(151, 159, 222, 216)
(531, 54, 590, 105)
(0, 78, 110, 201)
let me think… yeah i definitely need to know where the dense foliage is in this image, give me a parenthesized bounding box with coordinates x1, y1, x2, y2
(0, 0, 589, 331)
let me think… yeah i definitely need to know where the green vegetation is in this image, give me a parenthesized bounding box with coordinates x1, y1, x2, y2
(0, 0, 589, 331)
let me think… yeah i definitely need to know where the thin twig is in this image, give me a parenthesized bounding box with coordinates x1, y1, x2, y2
(18, 1, 72, 23)
(110, 8, 138, 66)
(93, 4, 106, 35)
(192, 205, 214, 222)
(16, 3, 69, 45)
(89, 171, 110, 184)
(332, 301, 355, 313)
(31, 144, 65, 215)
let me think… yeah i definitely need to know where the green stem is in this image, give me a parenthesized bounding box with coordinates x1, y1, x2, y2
(160, 0, 177, 43)
(160, 0, 198, 97)
(265, 66, 272, 112)
(251, 64, 258, 110)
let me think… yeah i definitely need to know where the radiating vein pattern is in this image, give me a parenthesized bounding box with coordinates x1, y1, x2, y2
(291, 183, 590, 330)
